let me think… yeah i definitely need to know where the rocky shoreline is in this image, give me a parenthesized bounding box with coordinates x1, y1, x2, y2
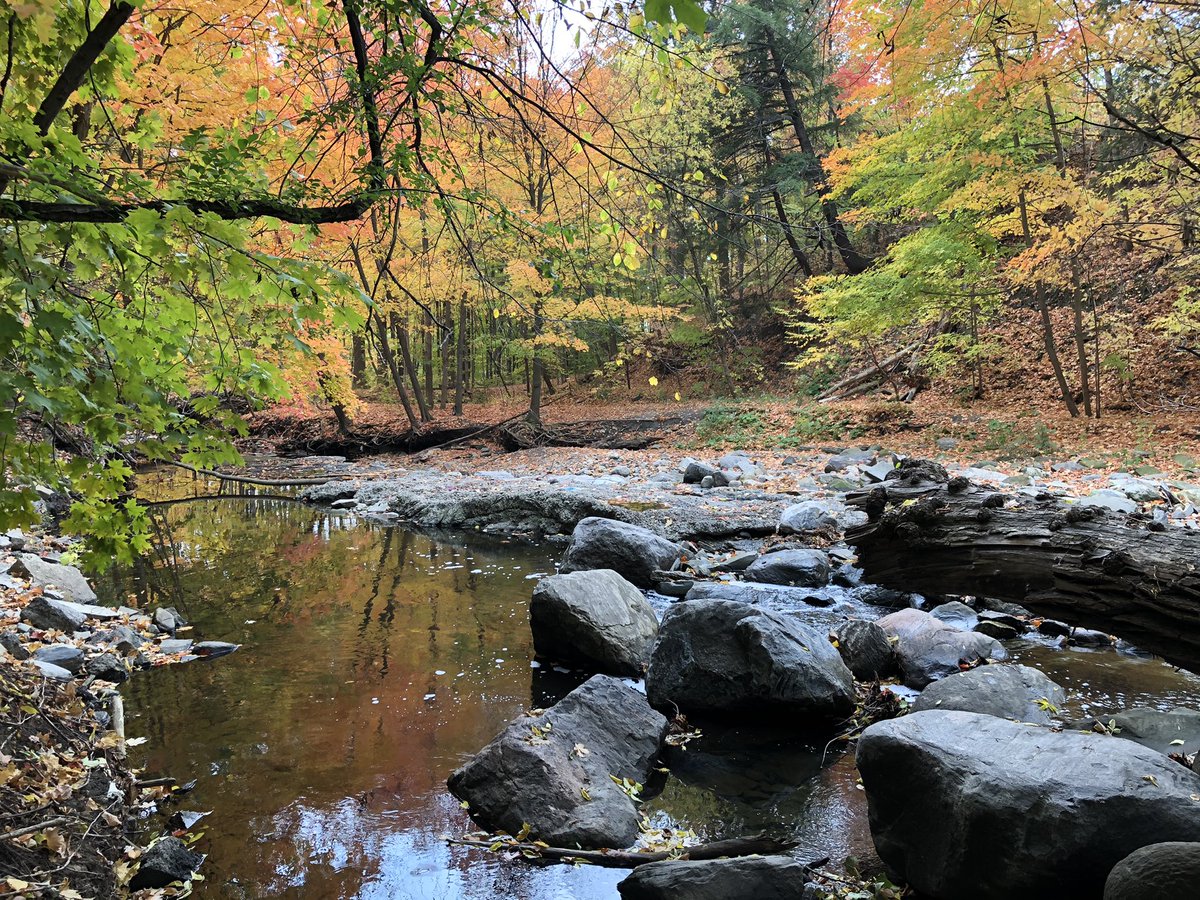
(0, 530, 239, 895)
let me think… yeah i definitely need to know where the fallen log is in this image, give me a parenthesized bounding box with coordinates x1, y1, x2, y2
(843, 459, 1200, 672)
(446, 834, 801, 868)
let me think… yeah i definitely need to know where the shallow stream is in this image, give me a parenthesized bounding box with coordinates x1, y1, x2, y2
(96, 469, 1200, 898)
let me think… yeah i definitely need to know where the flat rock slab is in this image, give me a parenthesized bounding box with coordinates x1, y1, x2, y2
(646, 599, 855, 719)
(448, 675, 667, 849)
(10, 555, 97, 603)
(530, 569, 658, 675)
(857, 710, 1200, 899)
(911, 664, 1066, 724)
(1092, 707, 1200, 757)
(743, 549, 830, 588)
(684, 581, 834, 608)
(618, 855, 810, 900)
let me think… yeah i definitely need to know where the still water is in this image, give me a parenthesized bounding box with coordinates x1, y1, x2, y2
(98, 475, 873, 899)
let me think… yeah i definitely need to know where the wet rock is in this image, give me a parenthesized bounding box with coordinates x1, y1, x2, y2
(1091, 707, 1200, 757)
(560, 518, 683, 588)
(857, 710, 1200, 900)
(646, 600, 855, 719)
(20, 596, 86, 632)
(85, 652, 128, 682)
(911, 664, 1066, 723)
(447, 675, 667, 848)
(1104, 842, 1200, 900)
(876, 608, 1007, 689)
(194, 641, 240, 658)
(9, 555, 97, 603)
(975, 596, 1031, 618)
(779, 500, 838, 534)
(863, 459, 897, 483)
(977, 609, 1025, 630)
(531, 570, 659, 676)
(0, 630, 29, 660)
(33, 644, 85, 674)
(299, 482, 358, 504)
(91, 624, 144, 652)
(159, 639, 194, 654)
(1069, 627, 1114, 647)
(853, 584, 917, 609)
(832, 619, 896, 681)
(153, 607, 187, 634)
(928, 601, 978, 631)
(1035, 618, 1071, 638)
(130, 836, 204, 890)
(975, 619, 1020, 640)
(618, 855, 810, 900)
(743, 549, 830, 588)
(710, 551, 759, 574)
(684, 582, 834, 608)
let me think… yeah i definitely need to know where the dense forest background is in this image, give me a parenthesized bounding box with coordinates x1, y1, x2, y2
(2, 0, 1199, 556)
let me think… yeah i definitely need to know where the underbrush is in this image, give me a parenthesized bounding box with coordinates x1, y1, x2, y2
(693, 398, 867, 449)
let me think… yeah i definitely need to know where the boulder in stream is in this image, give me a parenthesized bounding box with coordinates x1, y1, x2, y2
(1087, 707, 1200, 758)
(560, 517, 683, 588)
(530, 569, 658, 675)
(743, 549, 831, 587)
(618, 855, 810, 900)
(9, 555, 97, 603)
(130, 836, 204, 890)
(857, 710, 1200, 899)
(447, 675, 668, 849)
(911, 664, 1066, 724)
(646, 599, 855, 719)
(876, 608, 1006, 688)
(832, 619, 896, 681)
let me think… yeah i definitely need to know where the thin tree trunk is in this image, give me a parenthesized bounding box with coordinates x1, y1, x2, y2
(370, 311, 419, 428)
(398, 327, 432, 422)
(423, 307, 434, 411)
(454, 296, 466, 416)
(528, 304, 543, 426)
(440, 300, 451, 408)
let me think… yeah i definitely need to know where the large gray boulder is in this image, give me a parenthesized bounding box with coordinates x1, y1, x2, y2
(857, 711, 1200, 899)
(10, 555, 96, 603)
(618, 855, 810, 900)
(833, 619, 896, 681)
(530, 570, 658, 676)
(928, 601, 979, 631)
(646, 600, 855, 718)
(447, 675, 667, 849)
(684, 581, 834, 608)
(560, 518, 683, 588)
(743, 549, 831, 587)
(911, 664, 1066, 724)
(1104, 842, 1200, 900)
(876, 608, 1006, 688)
(20, 595, 117, 632)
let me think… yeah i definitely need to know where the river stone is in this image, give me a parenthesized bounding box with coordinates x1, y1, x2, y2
(684, 462, 727, 487)
(9, 555, 97, 603)
(1104, 843, 1200, 900)
(825, 449, 875, 472)
(833, 619, 896, 681)
(743, 549, 830, 587)
(975, 619, 1020, 640)
(86, 652, 128, 682)
(33, 644, 85, 674)
(876, 608, 1007, 688)
(646, 600, 855, 718)
(857, 711, 1200, 900)
(684, 581, 834, 608)
(0, 631, 29, 660)
(1078, 490, 1138, 514)
(530, 570, 658, 675)
(560, 518, 683, 588)
(928, 601, 978, 631)
(31, 660, 73, 680)
(618, 855, 810, 900)
(130, 836, 204, 890)
(194, 641, 240, 658)
(779, 500, 838, 534)
(1094, 707, 1200, 758)
(20, 596, 86, 632)
(153, 607, 187, 633)
(447, 675, 667, 849)
(911, 664, 1066, 723)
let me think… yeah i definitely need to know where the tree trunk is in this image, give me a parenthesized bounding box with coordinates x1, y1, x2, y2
(397, 326, 432, 422)
(370, 312, 419, 429)
(528, 304, 543, 426)
(844, 462, 1200, 671)
(423, 307, 435, 411)
(765, 33, 869, 275)
(454, 296, 466, 416)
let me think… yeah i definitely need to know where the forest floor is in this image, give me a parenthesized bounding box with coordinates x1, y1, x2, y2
(245, 386, 1200, 482)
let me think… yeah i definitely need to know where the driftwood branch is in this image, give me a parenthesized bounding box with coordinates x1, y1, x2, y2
(166, 461, 347, 487)
(447, 835, 800, 869)
(0, 816, 71, 841)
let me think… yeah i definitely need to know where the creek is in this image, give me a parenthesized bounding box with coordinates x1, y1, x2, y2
(96, 468, 1200, 898)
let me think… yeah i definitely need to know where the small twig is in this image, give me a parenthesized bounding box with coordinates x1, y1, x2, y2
(0, 815, 70, 841)
(134, 776, 176, 789)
